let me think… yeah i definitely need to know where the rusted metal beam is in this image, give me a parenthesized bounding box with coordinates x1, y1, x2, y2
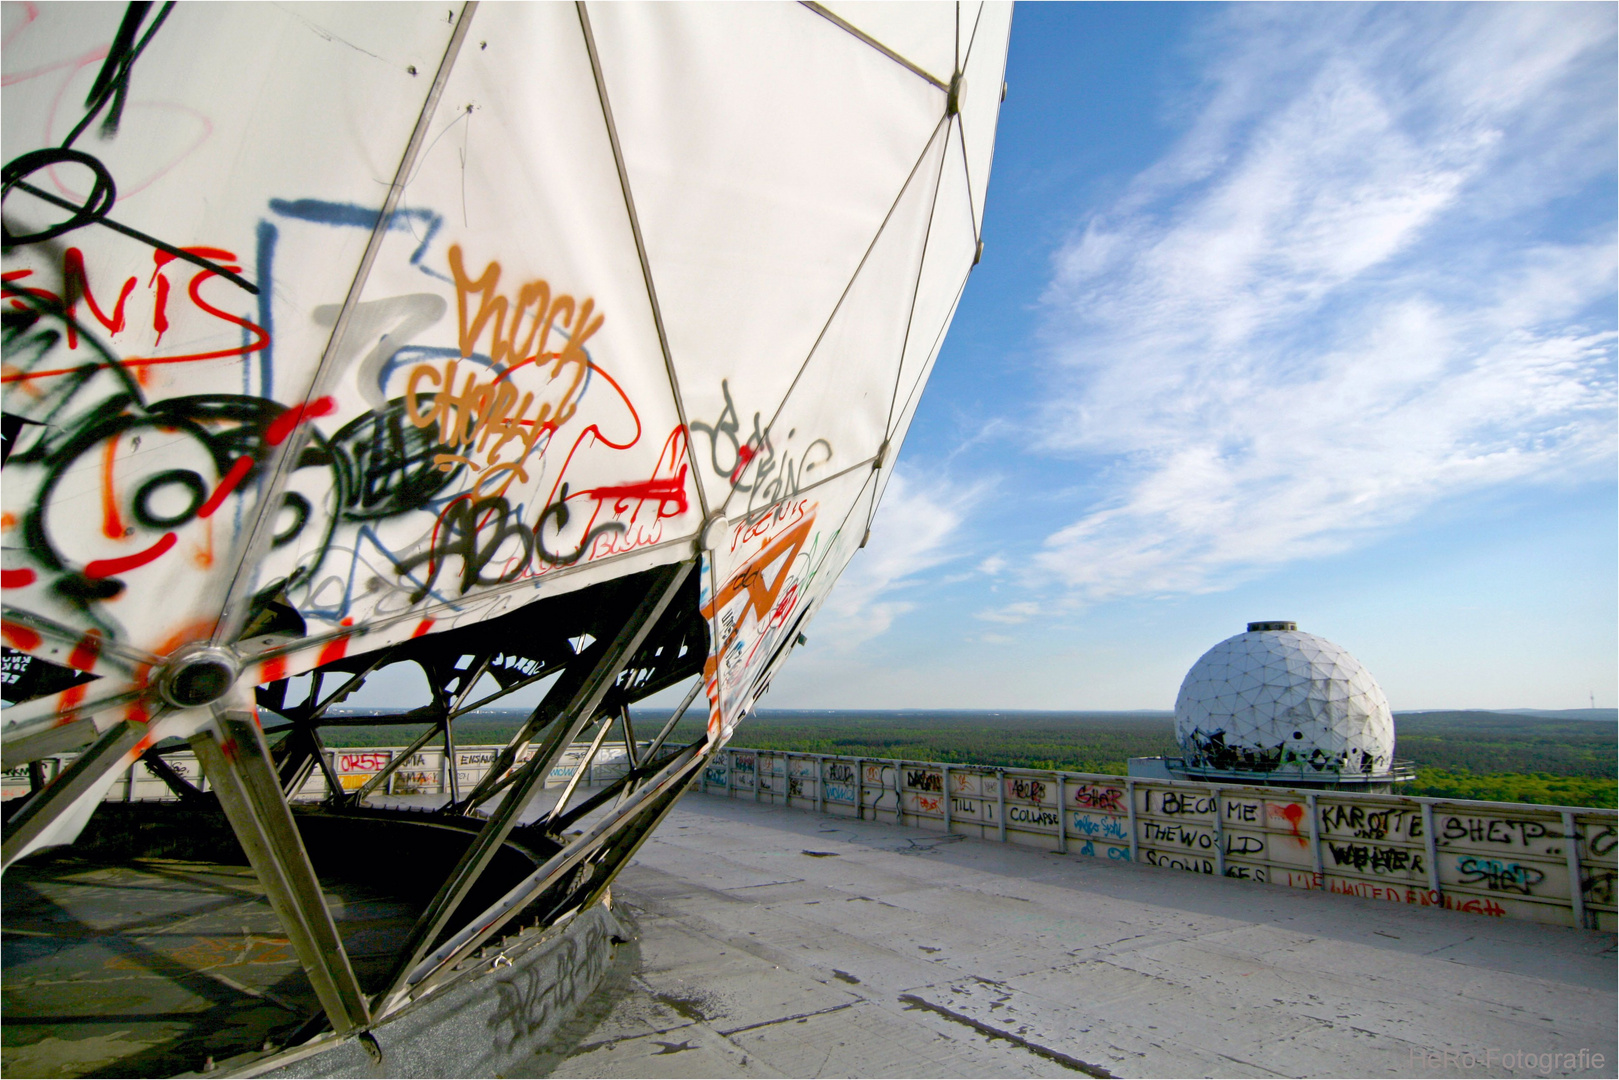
(348, 723, 444, 804)
(139, 748, 207, 806)
(400, 741, 705, 1003)
(376, 559, 692, 1011)
(189, 712, 370, 1035)
(543, 711, 616, 826)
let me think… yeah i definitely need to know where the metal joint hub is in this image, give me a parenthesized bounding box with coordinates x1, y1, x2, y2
(158, 646, 241, 709)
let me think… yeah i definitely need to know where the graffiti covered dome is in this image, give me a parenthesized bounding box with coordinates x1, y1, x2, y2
(1174, 622, 1394, 776)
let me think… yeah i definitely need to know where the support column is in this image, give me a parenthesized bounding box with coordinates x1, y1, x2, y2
(1056, 773, 1067, 854)
(1422, 801, 1441, 901)
(441, 716, 460, 806)
(1308, 793, 1323, 885)
(891, 760, 901, 825)
(996, 770, 1006, 843)
(1563, 810, 1586, 929)
(191, 713, 369, 1035)
(1126, 779, 1139, 862)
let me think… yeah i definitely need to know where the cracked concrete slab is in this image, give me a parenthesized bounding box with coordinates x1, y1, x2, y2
(535, 791, 1616, 1079)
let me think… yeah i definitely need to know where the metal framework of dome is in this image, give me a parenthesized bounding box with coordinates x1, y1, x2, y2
(1172, 622, 1413, 787)
(0, 0, 1012, 1042)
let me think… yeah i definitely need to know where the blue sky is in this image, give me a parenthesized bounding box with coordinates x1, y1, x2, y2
(768, 2, 1617, 712)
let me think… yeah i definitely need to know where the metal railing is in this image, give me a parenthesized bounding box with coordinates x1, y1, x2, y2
(3, 741, 650, 805)
(10, 742, 1610, 932)
(700, 748, 1617, 932)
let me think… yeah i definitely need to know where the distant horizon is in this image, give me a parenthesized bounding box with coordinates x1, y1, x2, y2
(320, 702, 1618, 721)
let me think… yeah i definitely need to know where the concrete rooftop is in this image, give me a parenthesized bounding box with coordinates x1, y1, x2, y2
(538, 789, 1617, 1080)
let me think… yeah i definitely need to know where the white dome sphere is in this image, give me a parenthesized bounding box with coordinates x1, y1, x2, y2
(1174, 623, 1394, 775)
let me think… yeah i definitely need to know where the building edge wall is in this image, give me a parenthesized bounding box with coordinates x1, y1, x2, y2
(25, 738, 1611, 937)
(700, 748, 1617, 934)
(205, 899, 630, 1080)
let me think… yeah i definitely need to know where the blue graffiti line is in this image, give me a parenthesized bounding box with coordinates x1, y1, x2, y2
(300, 522, 472, 622)
(255, 219, 277, 396)
(268, 199, 444, 267)
(1072, 813, 1129, 841)
(262, 199, 599, 402)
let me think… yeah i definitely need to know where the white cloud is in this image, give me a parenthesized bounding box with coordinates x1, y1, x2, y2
(977, 600, 1042, 625)
(803, 470, 980, 650)
(1033, 3, 1616, 602)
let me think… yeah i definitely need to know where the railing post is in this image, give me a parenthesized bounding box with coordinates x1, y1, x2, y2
(1308, 793, 1323, 885)
(726, 750, 735, 799)
(1126, 778, 1139, 862)
(1422, 801, 1441, 902)
(1056, 772, 1067, 854)
(1563, 810, 1586, 929)
(996, 770, 1007, 843)
(1212, 786, 1225, 877)
(855, 758, 865, 821)
(942, 765, 953, 833)
(815, 755, 824, 814)
(892, 759, 902, 825)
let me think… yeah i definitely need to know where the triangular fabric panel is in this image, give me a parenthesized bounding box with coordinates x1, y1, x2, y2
(723, 123, 950, 522)
(818, 1, 958, 87)
(781, 466, 880, 670)
(585, 2, 943, 515)
(701, 464, 874, 742)
(887, 121, 977, 440)
(0, 5, 455, 667)
(262, 2, 700, 649)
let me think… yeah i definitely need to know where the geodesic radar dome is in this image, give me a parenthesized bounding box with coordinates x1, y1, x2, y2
(1174, 623, 1394, 776)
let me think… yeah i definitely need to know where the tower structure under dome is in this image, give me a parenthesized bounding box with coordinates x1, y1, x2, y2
(1133, 622, 1413, 791)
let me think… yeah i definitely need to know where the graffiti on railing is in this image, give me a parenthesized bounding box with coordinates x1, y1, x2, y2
(18, 741, 1611, 934)
(693, 748, 1617, 933)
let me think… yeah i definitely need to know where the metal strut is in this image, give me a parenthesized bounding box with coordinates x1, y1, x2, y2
(376, 559, 694, 1012)
(1, 720, 145, 871)
(189, 711, 371, 1035)
(403, 740, 706, 1002)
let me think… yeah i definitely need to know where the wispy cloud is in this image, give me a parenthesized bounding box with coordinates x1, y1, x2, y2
(977, 600, 1042, 624)
(1033, 3, 1616, 602)
(806, 470, 981, 650)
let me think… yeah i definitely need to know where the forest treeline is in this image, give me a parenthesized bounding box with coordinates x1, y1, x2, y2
(319, 708, 1617, 809)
